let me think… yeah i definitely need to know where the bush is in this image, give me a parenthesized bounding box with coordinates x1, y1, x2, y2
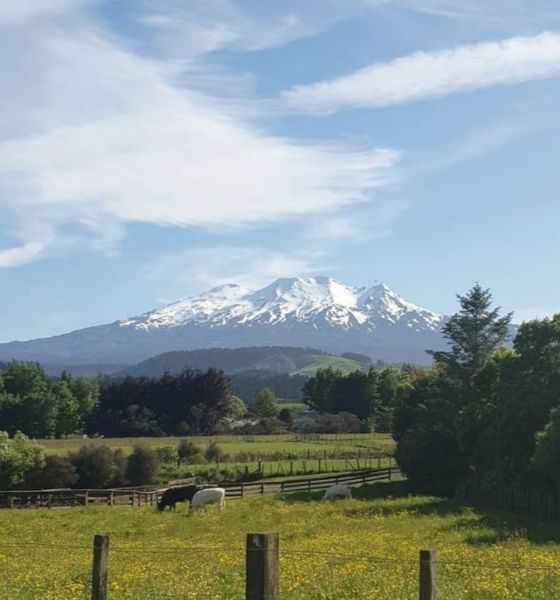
(25, 455, 78, 489)
(298, 412, 362, 434)
(177, 439, 202, 465)
(0, 431, 44, 489)
(155, 446, 178, 465)
(69, 445, 127, 488)
(125, 446, 159, 486)
(204, 441, 228, 464)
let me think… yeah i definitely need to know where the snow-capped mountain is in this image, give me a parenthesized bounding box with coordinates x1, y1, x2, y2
(0, 277, 447, 367)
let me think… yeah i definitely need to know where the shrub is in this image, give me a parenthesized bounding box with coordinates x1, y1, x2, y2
(155, 446, 178, 465)
(177, 439, 202, 465)
(25, 455, 78, 489)
(204, 441, 228, 465)
(125, 446, 159, 486)
(0, 432, 44, 489)
(69, 445, 127, 488)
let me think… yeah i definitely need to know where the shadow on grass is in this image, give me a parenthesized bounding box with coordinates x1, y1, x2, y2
(280, 480, 466, 519)
(449, 506, 560, 546)
(280, 480, 409, 504)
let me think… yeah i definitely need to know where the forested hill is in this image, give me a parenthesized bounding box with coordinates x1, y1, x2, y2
(118, 346, 371, 378)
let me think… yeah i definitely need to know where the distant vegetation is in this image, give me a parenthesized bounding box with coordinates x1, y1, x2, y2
(119, 346, 372, 378)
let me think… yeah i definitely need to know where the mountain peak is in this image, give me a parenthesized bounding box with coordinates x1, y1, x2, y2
(0, 276, 447, 367)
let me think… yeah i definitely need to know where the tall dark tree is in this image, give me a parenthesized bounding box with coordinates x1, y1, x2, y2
(430, 284, 512, 385)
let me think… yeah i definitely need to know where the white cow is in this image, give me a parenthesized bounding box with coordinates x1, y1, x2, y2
(322, 484, 352, 501)
(191, 487, 226, 513)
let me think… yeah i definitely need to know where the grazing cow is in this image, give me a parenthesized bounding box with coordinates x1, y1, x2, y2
(322, 484, 352, 501)
(191, 487, 226, 513)
(158, 485, 199, 511)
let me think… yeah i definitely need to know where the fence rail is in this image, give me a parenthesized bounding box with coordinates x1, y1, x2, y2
(221, 467, 396, 498)
(0, 468, 397, 510)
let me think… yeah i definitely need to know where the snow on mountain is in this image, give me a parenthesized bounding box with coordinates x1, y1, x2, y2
(119, 277, 442, 333)
(0, 277, 446, 367)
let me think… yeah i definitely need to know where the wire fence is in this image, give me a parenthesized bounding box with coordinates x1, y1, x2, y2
(2, 534, 560, 599)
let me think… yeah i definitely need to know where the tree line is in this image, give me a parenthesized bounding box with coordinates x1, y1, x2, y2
(0, 365, 235, 438)
(392, 284, 560, 499)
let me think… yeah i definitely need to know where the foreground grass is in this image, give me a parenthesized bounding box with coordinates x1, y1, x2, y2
(1, 482, 560, 599)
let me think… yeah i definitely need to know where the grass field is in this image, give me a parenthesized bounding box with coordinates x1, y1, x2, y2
(1, 482, 560, 599)
(37, 433, 396, 458)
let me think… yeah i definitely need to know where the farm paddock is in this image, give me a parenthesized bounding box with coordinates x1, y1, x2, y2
(1, 482, 560, 599)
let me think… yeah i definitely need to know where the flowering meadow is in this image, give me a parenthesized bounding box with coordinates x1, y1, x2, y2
(1, 482, 560, 599)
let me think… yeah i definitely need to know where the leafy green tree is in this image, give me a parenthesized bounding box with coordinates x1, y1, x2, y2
(393, 371, 468, 496)
(375, 367, 411, 432)
(0, 432, 44, 489)
(54, 381, 81, 438)
(278, 407, 294, 426)
(486, 315, 560, 484)
(302, 367, 340, 412)
(228, 396, 247, 419)
(533, 406, 560, 492)
(251, 388, 279, 419)
(0, 362, 57, 438)
(330, 368, 379, 422)
(125, 446, 159, 486)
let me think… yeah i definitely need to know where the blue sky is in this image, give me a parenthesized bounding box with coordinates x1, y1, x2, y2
(1, 0, 560, 342)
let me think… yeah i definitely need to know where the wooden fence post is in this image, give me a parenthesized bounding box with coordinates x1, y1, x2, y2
(92, 534, 110, 600)
(419, 550, 437, 600)
(246, 533, 279, 600)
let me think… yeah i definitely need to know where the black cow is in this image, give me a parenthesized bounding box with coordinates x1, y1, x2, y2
(157, 485, 199, 511)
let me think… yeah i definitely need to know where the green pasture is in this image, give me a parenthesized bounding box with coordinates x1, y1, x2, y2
(1, 482, 560, 599)
(36, 433, 396, 459)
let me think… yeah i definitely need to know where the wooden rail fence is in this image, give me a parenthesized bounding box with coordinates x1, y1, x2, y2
(0, 468, 398, 510)
(221, 467, 396, 498)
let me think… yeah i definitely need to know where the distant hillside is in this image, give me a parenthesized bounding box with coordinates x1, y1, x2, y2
(118, 346, 368, 378)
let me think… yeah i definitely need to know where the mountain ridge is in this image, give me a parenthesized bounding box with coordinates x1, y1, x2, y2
(0, 276, 447, 367)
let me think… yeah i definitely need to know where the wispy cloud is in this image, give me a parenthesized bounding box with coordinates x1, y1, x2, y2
(0, 242, 46, 268)
(362, 0, 560, 26)
(143, 246, 325, 292)
(0, 0, 95, 25)
(283, 31, 560, 113)
(0, 10, 399, 267)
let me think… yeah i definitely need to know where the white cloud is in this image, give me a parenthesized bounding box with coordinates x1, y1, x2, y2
(283, 31, 560, 113)
(0, 0, 94, 25)
(144, 246, 324, 292)
(0, 242, 46, 268)
(0, 21, 399, 266)
(307, 214, 393, 241)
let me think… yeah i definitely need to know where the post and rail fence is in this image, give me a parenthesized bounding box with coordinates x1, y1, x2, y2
(0, 467, 398, 510)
